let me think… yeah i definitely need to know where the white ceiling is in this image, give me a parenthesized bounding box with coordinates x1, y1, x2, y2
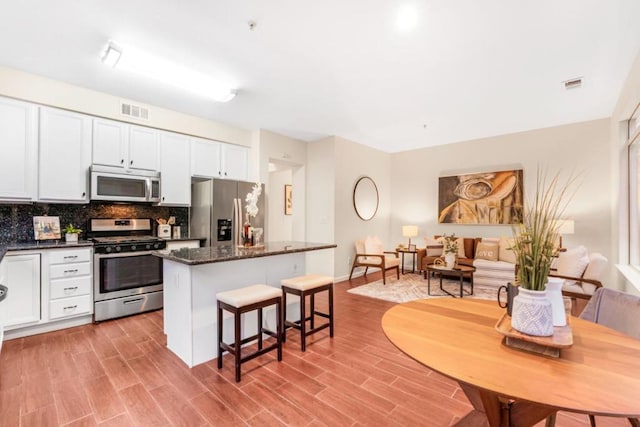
(1, 1, 639, 153)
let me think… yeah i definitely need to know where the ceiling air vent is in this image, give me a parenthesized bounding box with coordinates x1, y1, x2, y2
(563, 77, 583, 90)
(120, 101, 150, 121)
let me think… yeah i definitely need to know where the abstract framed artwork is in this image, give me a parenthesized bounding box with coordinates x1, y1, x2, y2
(285, 184, 293, 215)
(438, 169, 523, 224)
(33, 216, 61, 240)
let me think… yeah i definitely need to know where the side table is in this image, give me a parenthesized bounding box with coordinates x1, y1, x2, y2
(396, 248, 418, 274)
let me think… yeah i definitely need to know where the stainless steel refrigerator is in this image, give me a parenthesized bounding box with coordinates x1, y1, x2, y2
(190, 179, 265, 247)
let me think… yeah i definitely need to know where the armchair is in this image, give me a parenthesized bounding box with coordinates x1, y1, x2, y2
(348, 237, 400, 285)
(549, 250, 607, 299)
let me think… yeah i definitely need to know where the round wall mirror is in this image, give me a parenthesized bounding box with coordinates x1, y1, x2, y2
(353, 176, 379, 221)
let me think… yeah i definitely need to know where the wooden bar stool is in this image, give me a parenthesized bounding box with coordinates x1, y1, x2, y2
(216, 284, 283, 382)
(281, 274, 334, 351)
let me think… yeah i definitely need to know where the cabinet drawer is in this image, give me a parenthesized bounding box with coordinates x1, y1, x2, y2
(49, 294, 92, 319)
(50, 276, 91, 300)
(49, 249, 91, 265)
(50, 262, 91, 279)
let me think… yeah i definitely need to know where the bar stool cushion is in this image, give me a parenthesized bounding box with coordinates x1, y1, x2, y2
(281, 274, 333, 291)
(216, 284, 281, 308)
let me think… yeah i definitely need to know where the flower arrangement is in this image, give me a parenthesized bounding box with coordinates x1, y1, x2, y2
(245, 182, 262, 220)
(511, 170, 575, 291)
(442, 233, 459, 254)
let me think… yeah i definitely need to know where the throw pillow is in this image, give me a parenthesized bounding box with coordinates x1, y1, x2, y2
(498, 237, 517, 264)
(364, 235, 384, 255)
(436, 236, 466, 258)
(475, 242, 499, 261)
(424, 237, 443, 256)
(556, 245, 590, 285)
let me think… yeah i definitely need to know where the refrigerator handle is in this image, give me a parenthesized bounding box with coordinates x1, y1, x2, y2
(234, 198, 242, 247)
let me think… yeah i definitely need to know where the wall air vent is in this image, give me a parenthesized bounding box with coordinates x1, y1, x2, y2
(120, 101, 150, 121)
(563, 77, 583, 90)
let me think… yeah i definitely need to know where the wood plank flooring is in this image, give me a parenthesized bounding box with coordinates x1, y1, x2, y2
(0, 272, 629, 426)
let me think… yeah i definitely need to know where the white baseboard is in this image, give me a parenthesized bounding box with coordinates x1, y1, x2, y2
(3, 315, 93, 340)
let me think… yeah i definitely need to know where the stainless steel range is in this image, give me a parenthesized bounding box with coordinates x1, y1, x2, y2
(89, 218, 166, 322)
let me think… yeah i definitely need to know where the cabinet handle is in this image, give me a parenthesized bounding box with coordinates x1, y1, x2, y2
(63, 255, 78, 259)
(82, 192, 86, 197)
(224, 172, 228, 176)
(218, 171, 222, 176)
(130, 160, 133, 165)
(63, 286, 78, 291)
(64, 269, 78, 274)
(63, 305, 78, 311)
(121, 159, 124, 164)
(162, 197, 165, 201)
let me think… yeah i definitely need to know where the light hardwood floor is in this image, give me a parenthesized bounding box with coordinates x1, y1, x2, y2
(0, 272, 628, 426)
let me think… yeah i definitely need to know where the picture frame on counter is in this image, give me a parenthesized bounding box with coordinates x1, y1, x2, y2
(33, 216, 61, 240)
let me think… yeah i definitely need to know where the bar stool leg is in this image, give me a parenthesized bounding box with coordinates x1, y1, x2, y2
(234, 308, 241, 382)
(217, 303, 223, 369)
(300, 292, 307, 352)
(281, 289, 287, 343)
(329, 284, 334, 337)
(257, 306, 263, 351)
(310, 292, 315, 330)
(276, 299, 283, 361)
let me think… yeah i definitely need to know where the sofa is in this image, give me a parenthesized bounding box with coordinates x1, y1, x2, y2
(416, 236, 479, 271)
(417, 236, 516, 287)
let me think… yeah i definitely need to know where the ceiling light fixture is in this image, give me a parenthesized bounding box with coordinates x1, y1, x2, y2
(101, 41, 237, 102)
(396, 4, 419, 32)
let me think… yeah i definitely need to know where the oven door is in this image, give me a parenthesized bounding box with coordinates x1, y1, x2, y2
(94, 251, 163, 302)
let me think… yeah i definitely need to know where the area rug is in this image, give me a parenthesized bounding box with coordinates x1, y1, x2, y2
(347, 274, 498, 303)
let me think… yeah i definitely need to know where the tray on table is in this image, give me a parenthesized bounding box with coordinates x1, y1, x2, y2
(495, 312, 572, 357)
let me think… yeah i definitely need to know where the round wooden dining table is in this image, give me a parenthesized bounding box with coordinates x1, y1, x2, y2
(381, 298, 640, 426)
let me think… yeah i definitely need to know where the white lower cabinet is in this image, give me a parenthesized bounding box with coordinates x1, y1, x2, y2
(46, 248, 93, 320)
(2, 253, 41, 330)
(1, 247, 93, 338)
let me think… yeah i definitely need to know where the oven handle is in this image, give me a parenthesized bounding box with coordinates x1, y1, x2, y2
(123, 297, 145, 305)
(95, 250, 158, 260)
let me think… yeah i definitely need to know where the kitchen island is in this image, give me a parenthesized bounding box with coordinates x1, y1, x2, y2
(153, 241, 336, 367)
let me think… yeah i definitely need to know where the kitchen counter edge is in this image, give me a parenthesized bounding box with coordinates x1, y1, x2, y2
(153, 241, 337, 265)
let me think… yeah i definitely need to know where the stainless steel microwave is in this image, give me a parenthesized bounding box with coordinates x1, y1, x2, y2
(90, 166, 160, 203)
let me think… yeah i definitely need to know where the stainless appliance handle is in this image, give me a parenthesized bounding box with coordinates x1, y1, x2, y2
(95, 250, 157, 260)
(145, 177, 151, 201)
(123, 297, 144, 305)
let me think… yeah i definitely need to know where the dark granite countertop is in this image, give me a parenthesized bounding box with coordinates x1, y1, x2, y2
(153, 241, 337, 265)
(0, 240, 94, 262)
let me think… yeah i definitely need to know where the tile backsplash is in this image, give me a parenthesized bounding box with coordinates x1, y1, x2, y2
(0, 202, 188, 245)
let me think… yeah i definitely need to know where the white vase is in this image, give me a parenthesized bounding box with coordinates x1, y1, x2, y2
(546, 277, 566, 327)
(444, 252, 456, 269)
(511, 287, 554, 336)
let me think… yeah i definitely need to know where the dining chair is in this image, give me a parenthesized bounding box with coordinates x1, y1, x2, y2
(547, 287, 640, 427)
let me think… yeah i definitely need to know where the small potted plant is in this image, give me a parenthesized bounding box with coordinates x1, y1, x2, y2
(442, 234, 459, 268)
(63, 224, 82, 244)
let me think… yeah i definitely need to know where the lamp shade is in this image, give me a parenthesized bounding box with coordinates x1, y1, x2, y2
(556, 219, 575, 235)
(402, 225, 418, 238)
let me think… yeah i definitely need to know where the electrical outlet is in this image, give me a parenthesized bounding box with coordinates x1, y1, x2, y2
(293, 263, 298, 272)
(347, 256, 352, 266)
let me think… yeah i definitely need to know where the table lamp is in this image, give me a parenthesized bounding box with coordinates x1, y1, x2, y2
(402, 225, 418, 248)
(555, 219, 574, 249)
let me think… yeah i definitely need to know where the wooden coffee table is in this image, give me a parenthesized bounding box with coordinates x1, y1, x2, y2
(425, 264, 475, 298)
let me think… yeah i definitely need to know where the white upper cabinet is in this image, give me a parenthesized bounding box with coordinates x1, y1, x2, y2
(128, 125, 159, 171)
(222, 144, 248, 181)
(92, 118, 159, 172)
(0, 97, 38, 202)
(159, 131, 191, 206)
(190, 137, 221, 178)
(38, 107, 91, 203)
(190, 137, 247, 181)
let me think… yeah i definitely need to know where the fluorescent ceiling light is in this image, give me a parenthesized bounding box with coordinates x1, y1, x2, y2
(101, 41, 237, 102)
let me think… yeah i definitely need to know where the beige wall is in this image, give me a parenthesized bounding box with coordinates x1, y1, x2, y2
(0, 65, 252, 147)
(391, 118, 613, 282)
(257, 129, 307, 243)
